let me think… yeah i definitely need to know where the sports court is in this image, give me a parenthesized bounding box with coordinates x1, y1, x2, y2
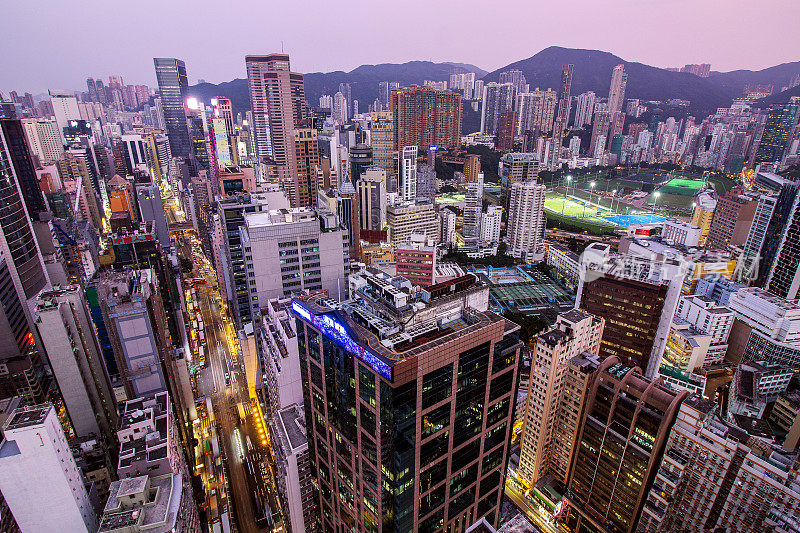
(659, 178, 705, 196)
(545, 194, 665, 229)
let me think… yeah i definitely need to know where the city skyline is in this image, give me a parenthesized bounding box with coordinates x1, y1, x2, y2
(2, 0, 800, 93)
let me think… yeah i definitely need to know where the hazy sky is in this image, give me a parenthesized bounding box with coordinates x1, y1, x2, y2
(3, 0, 799, 94)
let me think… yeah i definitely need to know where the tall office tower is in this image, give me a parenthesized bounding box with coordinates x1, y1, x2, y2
(549, 64, 574, 169)
(518, 310, 603, 487)
(754, 99, 800, 164)
(463, 154, 481, 181)
(691, 190, 716, 246)
(506, 180, 547, 260)
(0, 404, 99, 532)
(271, 404, 316, 533)
(1, 119, 47, 219)
(705, 188, 759, 250)
(0, 253, 46, 402)
(480, 206, 502, 243)
(499, 152, 541, 212)
(481, 83, 515, 135)
(349, 143, 373, 182)
(563, 358, 687, 533)
(577, 248, 684, 377)
(572, 91, 596, 128)
(462, 172, 484, 243)
(357, 167, 387, 232)
(496, 108, 516, 151)
(246, 54, 306, 184)
(386, 202, 439, 247)
(20, 118, 63, 163)
(217, 192, 280, 327)
(86, 78, 99, 102)
(607, 64, 627, 114)
(135, 183, 170, 248)
(294, 125, 321, 207)
(49, 90, 80, 140)
(0, 127, 48, 300)
(292, 270, 521, 531)
(499, 69, 528, 94)
(763, 198, 800, 300)
(333, 91, 348, 124)
(213, 96, 235, 137)
(369, 111, 395, 178)
(378, 81, 390, 108)
(390, 85, 463, 151)
(589, 110, 611, 156)
(339, 82, 352, 115)
(212, 116, 232, 166)
(99, 269, 170, 400)
(153, 58, 191, 158)
(240, 207, 348, 306)
(34, 286, 117, 442)
(258, 297, 304, 417)
(400, 145, 418, 201)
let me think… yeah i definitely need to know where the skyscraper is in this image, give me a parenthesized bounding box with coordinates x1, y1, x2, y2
(153, 58, 191, 158)
(606, 64, 628, 145)
(549, 64, 573, 169)
(564, 357, 687, 533)
(0, 119, 47, 220)
(400, 145, 418, 201)
(462, 172, 484, 243)
(390, 85, 462, 152)
(518, 310, 603, 487)
(294, 124, 321, 207)
(754, 99, 800, 164)
(572, 91, 596, 128)
(246, 53, 306, 199)
(481, 83, 515, 135)
(506, 180, 547, 260)
(292, 270, 521, 531)
(369, 111, 395, 180)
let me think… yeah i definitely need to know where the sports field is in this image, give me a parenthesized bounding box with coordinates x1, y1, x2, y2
(545, 195, 665, 229)
(659, 178, 705, 196)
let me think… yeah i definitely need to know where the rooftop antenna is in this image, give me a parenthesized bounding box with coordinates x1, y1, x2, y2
(281, 41, 284, 53)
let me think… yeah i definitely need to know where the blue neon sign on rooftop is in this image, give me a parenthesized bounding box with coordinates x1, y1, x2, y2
(292, 301, 392, 382)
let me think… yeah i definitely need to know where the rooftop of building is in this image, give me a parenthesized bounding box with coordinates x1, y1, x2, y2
(3, 404, 51, 431)
(277, 404, 306, 451)
(682, 393, 718, 415)
(99, 473, 183, 533)
(548, 242, 580, 263)
(732, 286, 800, 312)
(296, 269, 515, 369)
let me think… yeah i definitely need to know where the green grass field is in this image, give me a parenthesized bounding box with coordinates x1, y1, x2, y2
(660, 178, 706, 196)
(544, 196, 616, 225)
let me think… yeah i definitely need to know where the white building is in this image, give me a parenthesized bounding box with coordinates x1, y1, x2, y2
(241, 208, 348, 307)
(480, 205, 502, 243)
(506, 180, 546, 260)
(49, 90, 81, 142)
(462, 172, 483, 242)
(400, 146, 418, 201)
(676, 294, 735, 360)
(259, 298, 303, 418)
(21, 118, 64, 163)
(662, 218, 702, 247)
(0, 404, 98, 533)
(271, 405, 314, 533)
(440, 208, 457, 245)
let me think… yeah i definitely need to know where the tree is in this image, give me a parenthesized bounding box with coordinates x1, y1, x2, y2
(439, 184, 459, 194)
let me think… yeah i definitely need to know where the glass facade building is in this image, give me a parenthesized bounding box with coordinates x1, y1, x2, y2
(153, 58, 191, 158)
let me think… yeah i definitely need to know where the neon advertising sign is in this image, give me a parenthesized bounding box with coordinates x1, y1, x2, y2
(292, 301, 392, 382)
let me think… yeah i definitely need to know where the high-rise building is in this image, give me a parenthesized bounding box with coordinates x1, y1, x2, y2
(0, 404, 99, 532)
(691, 190, 716, 246)
(499, 152, 541, 212)
(762, 190, 800, 300)
(639, 394, 800, 533)
(395, 238, 437, 286)
(518, 310, 603, 487)
(480, 206, 502, 244)
(241, 207, 348, 305)
(357, 167, 387, 232)
(153, 58, 191, 158)
(292, 270, 521, 531)
(563, 358, 687, 533)
(1, 119, 47, 220)
(498, 69, 528, 94)
(399, 145, 418, 201)
(706, 188, 759, 250)
(390, 85, 462, 151)
(577, 249, 684, 377)
(20, 118, 63, 163)
(506, 180, 546, 260)
(463, 154, 481, 181)
(572, 91, 596, 128)
(99, 269, 170, 400)
(462, 172, 484, 243)
(754, 99, 800, 164)
(271, 404, 316, 533)
(481, 83, 515, 135)
(589, 110, 611, 157)
(386, 202, 439, 247)
(49, 90, 81, 141)
(496, 108, 516, 152)
(34, 286, 117, 443)
(246, 54, 306, 190)
(368, 111, 395, 179)
(135, 183, 170, 248)
(550, 64, 574, 169)
(294, 125, 321, 207)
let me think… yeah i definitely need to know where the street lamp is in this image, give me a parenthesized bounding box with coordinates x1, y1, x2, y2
(654, 191, 661, 210)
